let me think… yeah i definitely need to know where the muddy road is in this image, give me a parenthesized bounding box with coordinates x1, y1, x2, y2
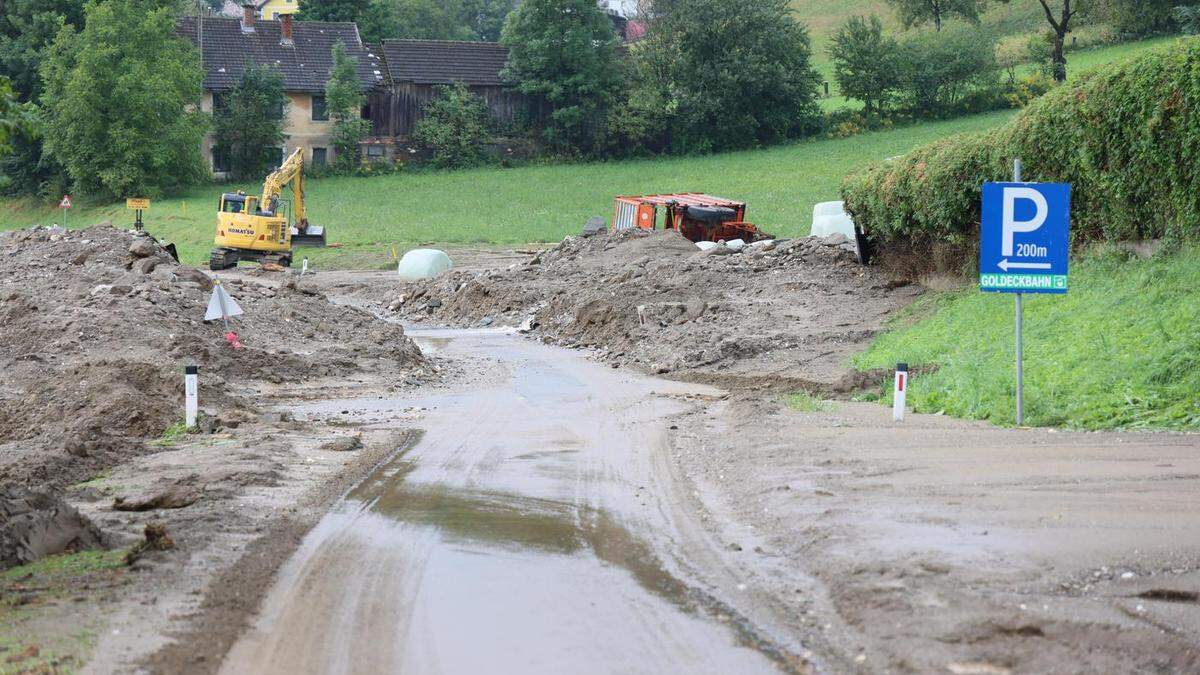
(221, 329, 803, 674)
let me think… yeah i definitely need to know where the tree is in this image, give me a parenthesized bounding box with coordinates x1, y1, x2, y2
(0, 77, 30, 156)
(500, 0, 622, 153)
(213, 65, 288, 180)
(1037, 0, 1080, 82)
(390, 0, 474, 40)
(885, 0, 990, 31)
(40, 0, 208, 198)
(0, 0, 87, 102)
(1103, 0, 1175, 36)
(639, 0, 822, 153)
(326, 41, 369, 170)
(0, 0, 86, 195)
(297, 0, 372, 23)
(896, 26, 999, 115)
(461, 0, 518, 41)
(829, 15, 902, 115)
(412, 82, 492, 168)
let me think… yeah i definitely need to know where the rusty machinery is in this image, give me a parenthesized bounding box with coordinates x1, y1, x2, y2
(611, 193, 761, 243)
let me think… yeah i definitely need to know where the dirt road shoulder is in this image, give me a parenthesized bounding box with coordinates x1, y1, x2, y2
(668, 396, 1200, 673)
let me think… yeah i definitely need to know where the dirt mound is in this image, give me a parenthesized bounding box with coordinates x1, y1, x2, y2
(389, 229, 921, 388)
(0, 487, 105, 568)
(0, 224, 426, 514)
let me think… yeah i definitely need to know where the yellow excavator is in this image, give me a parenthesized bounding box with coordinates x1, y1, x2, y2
(209, 148, 326, 270)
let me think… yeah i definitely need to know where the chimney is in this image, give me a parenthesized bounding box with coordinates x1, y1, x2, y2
(280, 14, 293, 45)
(241, 3, 255, 32)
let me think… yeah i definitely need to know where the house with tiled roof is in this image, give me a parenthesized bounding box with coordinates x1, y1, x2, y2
(178, 8, 384, 175)
(368, 39, 532, 148)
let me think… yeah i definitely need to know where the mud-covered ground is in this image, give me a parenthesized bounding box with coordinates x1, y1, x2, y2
(0, 224, 430, 671)
(375, 229, 921, 390)
(4, 225, 1198, 674)
(666, 397, 1200, 673)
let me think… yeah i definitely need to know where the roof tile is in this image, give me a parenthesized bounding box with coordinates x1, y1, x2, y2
(177, 16, 382, 93)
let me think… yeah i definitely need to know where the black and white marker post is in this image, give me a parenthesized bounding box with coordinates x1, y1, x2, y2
(185, 365, 199, 428)
(893, 362, 907, 422)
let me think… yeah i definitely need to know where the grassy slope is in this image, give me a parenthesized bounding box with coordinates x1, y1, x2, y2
(795, 0, 1166, 111)
(798, 0, 1046, 110)
(855, 247, 1200, 431)
(0, 110, 1016, 266)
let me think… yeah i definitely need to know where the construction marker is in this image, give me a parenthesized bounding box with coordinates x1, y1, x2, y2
(185, 365, 199, 428)
(301, 257, 309, 276)
(893, 363, 908, 422)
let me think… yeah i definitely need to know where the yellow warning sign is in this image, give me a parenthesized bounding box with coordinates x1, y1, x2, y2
(126, 198, 150, 210)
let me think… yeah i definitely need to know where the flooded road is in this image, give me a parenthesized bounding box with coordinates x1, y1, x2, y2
(220, 329, 791, 674)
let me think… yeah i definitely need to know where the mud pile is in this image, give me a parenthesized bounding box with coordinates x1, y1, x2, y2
(0, 224, 426, 564)
(390, 229, 921, 388)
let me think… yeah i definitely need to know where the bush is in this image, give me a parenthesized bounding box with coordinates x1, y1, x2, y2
(829, 15, 902, 115)
(895, 26, 1000, 117)
(841, 38, 1200, 263)
(412, 82, 493, 169)
(1001, 72, 1054, 108)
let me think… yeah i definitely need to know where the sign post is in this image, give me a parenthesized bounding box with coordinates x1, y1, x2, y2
(59, 195, 72, 229)
(979, 161, 1070, 426)
(126, 197, 150, 232)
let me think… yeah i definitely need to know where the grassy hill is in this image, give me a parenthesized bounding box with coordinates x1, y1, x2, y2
(0, 110, 1017, 266)
(855, 245, 1200, 430)
(794, 0, 1154, 111)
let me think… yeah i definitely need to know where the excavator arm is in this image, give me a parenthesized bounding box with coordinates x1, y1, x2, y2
(261, 147, 324, 247)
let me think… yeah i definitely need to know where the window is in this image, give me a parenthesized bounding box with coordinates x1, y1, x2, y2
(312, 147, 327, 167)
(270, 98, 285, 120)
(360, 103, 371, 121)
(366, 145, 384, 158)
(211, 92, 226, 114)
(212, 145, 230, 173)
(311, 95, 328, 121)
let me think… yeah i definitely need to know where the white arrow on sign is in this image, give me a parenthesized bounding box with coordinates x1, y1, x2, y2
(998, 259, 1052, 272)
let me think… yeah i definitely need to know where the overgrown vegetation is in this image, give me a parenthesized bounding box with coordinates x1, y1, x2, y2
(326, 41, 370, 172)
(842, 37, 1200, 260)
(786, 391, 832, 413)
(212, 65, 287, 180)
(500, 0, 622, 154)
(412, 82, 493, 169)
(856, 245, 1200, 430)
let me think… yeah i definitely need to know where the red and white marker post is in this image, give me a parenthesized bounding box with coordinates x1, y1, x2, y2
(893, 363, 908, 422)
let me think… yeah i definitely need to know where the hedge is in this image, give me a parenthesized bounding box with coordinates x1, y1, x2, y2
(842, 37, 1200, 263)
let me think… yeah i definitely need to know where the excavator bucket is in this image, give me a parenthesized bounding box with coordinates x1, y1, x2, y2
(291, 225, 326, 248)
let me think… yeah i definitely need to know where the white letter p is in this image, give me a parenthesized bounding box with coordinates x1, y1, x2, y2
(1002, 187, 1047, 256)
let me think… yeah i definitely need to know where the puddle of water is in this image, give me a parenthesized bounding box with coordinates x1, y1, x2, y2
(345, 447, 805, 673)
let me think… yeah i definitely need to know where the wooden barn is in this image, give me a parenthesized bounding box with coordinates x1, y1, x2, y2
(369, 39, 532, 140)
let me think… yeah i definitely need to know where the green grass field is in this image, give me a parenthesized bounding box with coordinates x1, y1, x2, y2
(0, 110, 1017, 266)
(855, 246, 1200, 431)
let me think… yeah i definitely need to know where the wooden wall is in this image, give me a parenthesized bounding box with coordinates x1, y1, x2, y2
(368, 83, 536, 138)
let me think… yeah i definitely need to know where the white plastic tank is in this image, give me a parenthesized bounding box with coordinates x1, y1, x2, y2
(811, 201, 857, 240)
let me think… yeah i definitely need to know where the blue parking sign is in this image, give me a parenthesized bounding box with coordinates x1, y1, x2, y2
(979, 182, 1070, 294)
